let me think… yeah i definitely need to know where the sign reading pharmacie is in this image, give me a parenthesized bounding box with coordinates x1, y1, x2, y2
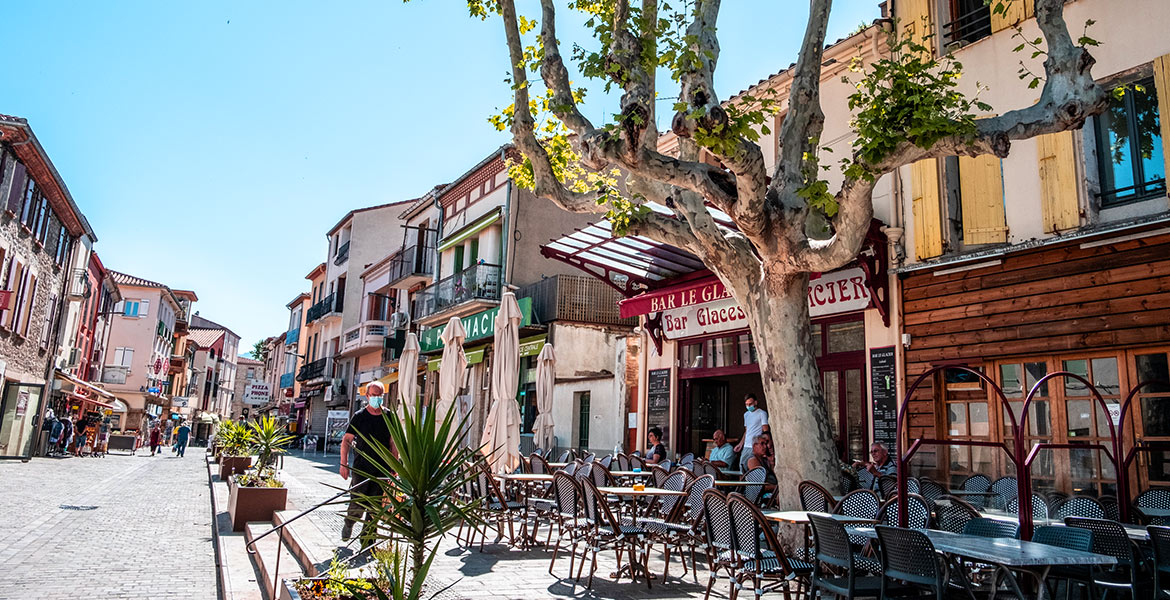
(659, 267, 872, 340)
(418, 296, 534, 352)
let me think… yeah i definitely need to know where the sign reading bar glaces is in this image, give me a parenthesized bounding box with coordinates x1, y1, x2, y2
(659, 267, 872, 340)
(244, 382, 272, 406)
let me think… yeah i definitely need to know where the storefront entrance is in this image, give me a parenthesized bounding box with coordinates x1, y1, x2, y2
(674, 314, 868, 462)
(0, 382, 44, 459)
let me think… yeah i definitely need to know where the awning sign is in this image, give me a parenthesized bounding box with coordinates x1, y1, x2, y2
(660, 267, 871, 339)
(418, 297, 534, 352)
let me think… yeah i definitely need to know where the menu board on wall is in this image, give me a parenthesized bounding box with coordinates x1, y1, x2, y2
(870, 346, 898, 451)
(647, 368, 671, 446)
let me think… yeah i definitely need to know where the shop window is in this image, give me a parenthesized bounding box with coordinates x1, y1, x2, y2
(1000, 361, 1055, 491)
(1134, 351, 1170, 485)
(1094, 77, 1166, 206)
(942, 367, 994, 488)
(576, 391, 590, 450)
(827, 320, 865, 354)
(679, 333, 758, 371)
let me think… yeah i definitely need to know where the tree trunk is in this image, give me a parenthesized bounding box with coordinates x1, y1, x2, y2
(732, 266, 841, 511)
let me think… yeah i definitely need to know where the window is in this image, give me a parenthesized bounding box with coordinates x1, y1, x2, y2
(139, 299, 149, 318)
(576, 391, 591, 450)
(680, 333, 758, 370)
(19, 180, 36, 226)
(113, 347, 134, 368)
(122, 300, 140, 317)
(33, 197, 49, 243)
(943, 0, 992, 46)
(246, 368, 255, 380)
(40, 292, 57, 348)
(1094, 77, 1165, 206)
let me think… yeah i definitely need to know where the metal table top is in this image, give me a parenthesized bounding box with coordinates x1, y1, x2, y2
(850, 527, 1117, 567)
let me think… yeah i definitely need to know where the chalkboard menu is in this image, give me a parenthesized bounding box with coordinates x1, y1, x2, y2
(647, 368, 671, 445)
(870, 346, 898, 450)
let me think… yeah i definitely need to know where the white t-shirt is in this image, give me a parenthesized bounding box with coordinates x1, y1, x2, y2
(742, 408, 769, 447)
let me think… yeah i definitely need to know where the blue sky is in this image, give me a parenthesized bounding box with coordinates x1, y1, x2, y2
(0, 1, 879, 353)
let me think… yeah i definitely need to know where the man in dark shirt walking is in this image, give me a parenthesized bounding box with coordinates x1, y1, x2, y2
(339, 382, 396, 543)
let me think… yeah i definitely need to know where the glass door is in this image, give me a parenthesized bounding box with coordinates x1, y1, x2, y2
(1128, 349, 1170, 490)
(0, 383, 44, 459)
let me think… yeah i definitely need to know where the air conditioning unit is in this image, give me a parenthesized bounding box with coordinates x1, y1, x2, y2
(389, 311, 410, 330)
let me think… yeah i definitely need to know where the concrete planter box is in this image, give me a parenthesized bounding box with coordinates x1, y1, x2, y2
(219, 455, 252, 480)
(227, 480, 288, 532)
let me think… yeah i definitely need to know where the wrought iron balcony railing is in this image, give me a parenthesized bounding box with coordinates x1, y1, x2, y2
(412, 263, 501, 320)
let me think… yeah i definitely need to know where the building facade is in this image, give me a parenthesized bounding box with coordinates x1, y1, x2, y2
(0, 115, 100, 459)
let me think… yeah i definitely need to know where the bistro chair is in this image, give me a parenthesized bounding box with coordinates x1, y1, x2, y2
(1100, 495, 1121, 522)
(641, 474, 715, 581)
(477, 462, 528, 550)
(990, 475, 1018, 511)
(561, 461, 578, 477)
(651, 464, 671, 488)
(529, 452, 550, 474)
(856, 468, 875, 492)
(630, 454, 647, 471)
(1137, 489, 1170, 525)
(906, 477, 921, 496)
(1052, 495, 1106, 520)
(960, 474, 993, 509)
(1008, 493, 1050, 523)
(962, 517, 1018, 539)
(835, 489, 881, 550)
(741, 466, 768, 506)
(583, 452, 596, 463)
(695, 460, 721, 479)
(799, 480, 838, 513)
(651, 470, 690, 521)
(680, 452, 695, 467)
(546, 472, 583, 576)
(701, 489, 736, 600)
(1031, 525, 1095, 599)
(1148, 525, 1170, 599)
(807, 512, 886, 599)
(1066, 516, 1150, 600)
(933, 494, 982, 533)
(917, 477, 948, 506)
(1045, 490, 1070, 507)
(875, 525, 949, 598)
(598, 454, 613, 469)
(876, 494, 931, 529)
(615, 452, 631, 471)
(579, 477, 652, 589)
(839, 469, 860, 495)
(728, 492, 812, 599)
(659, 459, 674, 472)
(878, 475, 898, 500)
(557, 450, 572, 463)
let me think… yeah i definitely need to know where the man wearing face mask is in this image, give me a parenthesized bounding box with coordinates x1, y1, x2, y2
(733, 393, 770, 472)
(339, 381, 395, 543)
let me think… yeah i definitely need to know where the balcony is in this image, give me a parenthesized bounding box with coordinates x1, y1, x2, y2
(412, 263, 502, 325)
(66, 268, 90, 300)
(334, 240, 350, 265)
(519, 274, 636, 327)
(306, 292, 338, 323)
(341, 320, 392, 355)
(387, 243, 436, 288)
(296, 356, 332, 382)
(168, 354, 187, 375)
(286, 327, 301, 346)
(279, 372, 295, 389)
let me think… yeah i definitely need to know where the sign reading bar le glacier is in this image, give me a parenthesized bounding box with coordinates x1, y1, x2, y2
(660, 268, 871, 340)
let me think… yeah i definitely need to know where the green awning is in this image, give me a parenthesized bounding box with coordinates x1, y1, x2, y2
(426, 347, 486, 371)
(437, 209, 501, 252)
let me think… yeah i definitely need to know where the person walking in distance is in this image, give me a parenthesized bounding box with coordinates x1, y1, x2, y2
(339, 382, 397, 543)
(175, 420, 191, 457)
(149, 422, 163, 456)
(733, 393, 770, 472)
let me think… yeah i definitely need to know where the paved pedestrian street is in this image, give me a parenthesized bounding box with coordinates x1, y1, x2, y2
(0, 450, 217, 600)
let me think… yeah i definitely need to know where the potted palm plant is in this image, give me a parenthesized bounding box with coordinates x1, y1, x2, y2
(227, 417, 294, 531)
(218, 421, 254, 480)
(290, 396, 482, 600)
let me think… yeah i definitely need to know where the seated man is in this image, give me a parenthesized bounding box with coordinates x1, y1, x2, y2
(853, 442, 897, 489)
(707, 429, 735, 468)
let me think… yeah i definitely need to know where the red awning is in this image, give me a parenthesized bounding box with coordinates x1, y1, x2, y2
(66, 392, 115, 411)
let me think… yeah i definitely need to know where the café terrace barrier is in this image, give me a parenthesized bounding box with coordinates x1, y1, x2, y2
(894, 365, 1170, 540)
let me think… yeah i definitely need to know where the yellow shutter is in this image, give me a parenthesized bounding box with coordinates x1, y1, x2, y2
(991, 0, 1034, 33)
(958, 154, 1007, 245)
(911, 159, 944, 259)
(1036, 131, 1080, 233)
(897, 0, 934, 56)
(1154, 54, 1170, 190)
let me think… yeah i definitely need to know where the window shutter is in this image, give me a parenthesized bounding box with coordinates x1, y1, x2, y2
(911, 159, 944, 259)
(140, 299, 150, 318)
(20, 273, 36, 337)
(124, 348, 134, 368)
(1036, 131, 1080, 232)
(4, 163, 25, 215)
(897, 0, 934, 56)
(959, 154, 1008, 245)
(1154, 53, 1170, 191)
(991, 0, 1034, 33)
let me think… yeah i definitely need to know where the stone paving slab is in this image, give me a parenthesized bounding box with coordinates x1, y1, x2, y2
(0, 449, 217, 600)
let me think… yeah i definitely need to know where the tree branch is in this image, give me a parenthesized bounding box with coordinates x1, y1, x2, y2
(796, 0, 1105, 272)
(773, 0, 832, 198)
(537, 0, 594, 138)
(501, 0, 602, 214)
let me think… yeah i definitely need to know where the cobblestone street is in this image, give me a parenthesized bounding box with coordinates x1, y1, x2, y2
(0, 449, 217, 600)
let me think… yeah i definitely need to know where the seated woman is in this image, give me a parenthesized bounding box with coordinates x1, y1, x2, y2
(645, 426, 668, 465)
(745, 433, 778, 494)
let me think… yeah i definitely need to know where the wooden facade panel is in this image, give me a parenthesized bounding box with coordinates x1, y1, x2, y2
(991, 0, 1034, 32)
(908, 307, 1170, 352)
(903, 257, 1170, 312)
(905, 275, 1170, 326)
(905, 324, 1170, 364)
(902, 233, 1169, 291)
(904, 241, 1170, 302)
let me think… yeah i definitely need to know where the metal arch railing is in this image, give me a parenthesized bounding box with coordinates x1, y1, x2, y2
(895, 364, 1170, 540)
(895, 365, 1019, 528)
(243, 479, 375, 600)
